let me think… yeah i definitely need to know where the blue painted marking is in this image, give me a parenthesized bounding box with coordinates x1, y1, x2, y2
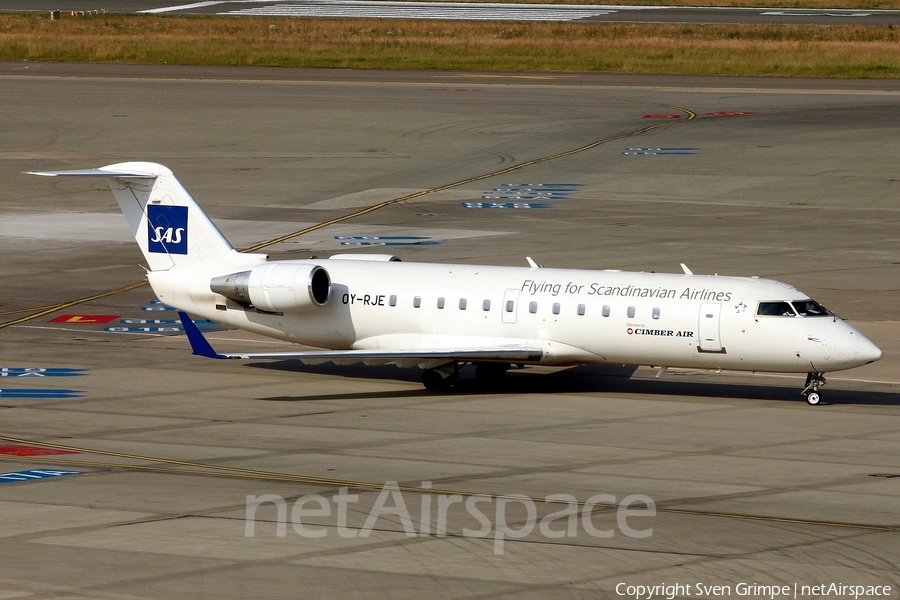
(334, 236, 430, 240)
(623, 147, 701, 155)
(482, 195, 571, 200)
(335, 235, 442, 247)
(0, 368, 87, 378)
(105, 326, 220, 333)
(500, 183, 583, 187)
(462, 202, 551, 209)
(0, 469, 82, 484)
(147, 205, 188, 255)
(485, 189, 573, 193)
(339, 241, 441, 247)
(481, 183, 582, 205)
(0, 389, 84, 398)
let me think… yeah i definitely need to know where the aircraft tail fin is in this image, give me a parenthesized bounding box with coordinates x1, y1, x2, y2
(27, 162, 263, 272)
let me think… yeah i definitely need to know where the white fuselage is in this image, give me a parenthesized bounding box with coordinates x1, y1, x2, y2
(149, 259, 882, 375)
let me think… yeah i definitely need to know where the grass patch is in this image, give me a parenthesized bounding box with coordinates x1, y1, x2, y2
(1, 14, 899, 78)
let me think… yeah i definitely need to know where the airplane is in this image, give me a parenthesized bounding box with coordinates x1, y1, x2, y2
(29, 162, 882, 405)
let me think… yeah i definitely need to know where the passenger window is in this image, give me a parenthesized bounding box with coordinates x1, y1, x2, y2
(652, 307, 660, 320)
(552, 303, 560, 315)
(627, 306, 636, 318)
(602, 305, 610, 317)
(413, 296, 421, 308)
(459, 298, 467, 310)
(529, 301, 538, 314)
(792, 300, 831, 317)
(482, 299, 491, 311)
(757, 301, 796, 317)
(577, 304, 585, 316)
(505, 300, 514, 313)
(389, 295, 397, 307)
(437, 297, 445, 309)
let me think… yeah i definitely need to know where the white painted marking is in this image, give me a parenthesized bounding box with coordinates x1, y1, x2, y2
(0, 212, 507, 248)
(761, 11, 872, 16)
(13, 325, 166, 336)
(224, 3, 616, 20)
(139, 1, 227, 13)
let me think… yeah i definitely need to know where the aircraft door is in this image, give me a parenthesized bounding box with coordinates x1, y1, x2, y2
(502, 289, 519, 324)
(698, 302, 723, 352)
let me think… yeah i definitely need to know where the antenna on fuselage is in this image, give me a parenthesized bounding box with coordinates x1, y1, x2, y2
(680, 263, 693, 275)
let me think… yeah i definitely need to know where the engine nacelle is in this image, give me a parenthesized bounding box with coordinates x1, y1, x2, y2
(210, 263, 331, 312)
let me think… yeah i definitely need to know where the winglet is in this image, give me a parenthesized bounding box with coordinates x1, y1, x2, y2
(178, 312, 226, 359)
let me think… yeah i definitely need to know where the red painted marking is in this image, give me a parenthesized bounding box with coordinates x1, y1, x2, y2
(705, 111, 756, 117)
(429, 88, 480, 92)
(0, 445, 80, 457)
(48, 315, 120, 324)
(644, 114, 681, 119)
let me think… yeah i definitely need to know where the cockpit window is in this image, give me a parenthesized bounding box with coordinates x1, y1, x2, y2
(792, 300, 832, 317)
(756, 301, 797, 317)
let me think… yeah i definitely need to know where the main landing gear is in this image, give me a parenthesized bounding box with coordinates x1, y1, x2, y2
(802, 372, 827, 405)
(475, 363, 510, 388)
(422, 363, 458, 392)
(422, 362, 513, 391)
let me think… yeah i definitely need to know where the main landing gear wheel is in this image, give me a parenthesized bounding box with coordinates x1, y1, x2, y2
(422, 366, 457, 392)
(802, 372, 826, 406)
(475, 363, 510, 388)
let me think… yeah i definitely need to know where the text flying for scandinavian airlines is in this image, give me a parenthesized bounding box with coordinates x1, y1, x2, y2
(521, 280, 733, 302)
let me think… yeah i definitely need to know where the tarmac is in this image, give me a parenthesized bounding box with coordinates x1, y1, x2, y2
(0, 63, 898, 599)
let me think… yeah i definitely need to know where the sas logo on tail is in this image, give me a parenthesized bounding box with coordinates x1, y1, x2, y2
(147, 205, 188, 255)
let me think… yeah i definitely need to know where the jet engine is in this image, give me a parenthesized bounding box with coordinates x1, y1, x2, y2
(210, 263, 331, 312)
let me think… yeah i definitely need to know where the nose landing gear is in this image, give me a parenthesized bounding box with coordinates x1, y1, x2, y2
(802, 372, 826, 405)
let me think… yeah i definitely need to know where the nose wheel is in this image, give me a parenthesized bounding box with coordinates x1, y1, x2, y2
(802, 372, 826, 405)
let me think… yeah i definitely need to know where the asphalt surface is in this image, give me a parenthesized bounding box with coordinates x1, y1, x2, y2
(1, 63, 898, 599)
(3, 0, 900, 25)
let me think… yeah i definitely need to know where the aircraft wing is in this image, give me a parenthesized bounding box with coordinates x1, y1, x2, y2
(179, 313, 543, 368)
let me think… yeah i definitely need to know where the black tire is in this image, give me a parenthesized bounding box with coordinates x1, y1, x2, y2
(475, 363, 509, 387)
(806, 391, 821, 406)
(423, 369, 450, 392)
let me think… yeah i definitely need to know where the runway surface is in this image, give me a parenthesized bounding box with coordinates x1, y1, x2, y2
(3, 0, 900, 25)
(1, 63, 899, 599)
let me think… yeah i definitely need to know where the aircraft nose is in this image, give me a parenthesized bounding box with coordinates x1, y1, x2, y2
(855, 336, 883, 365)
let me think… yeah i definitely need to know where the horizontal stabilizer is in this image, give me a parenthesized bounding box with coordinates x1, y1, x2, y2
(26, 169, 158, 179)
(178, 313, 543, 368)
(27, 162, 252, 272)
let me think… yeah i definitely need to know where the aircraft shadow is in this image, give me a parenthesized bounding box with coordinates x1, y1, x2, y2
(245, 361, 900, 406)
